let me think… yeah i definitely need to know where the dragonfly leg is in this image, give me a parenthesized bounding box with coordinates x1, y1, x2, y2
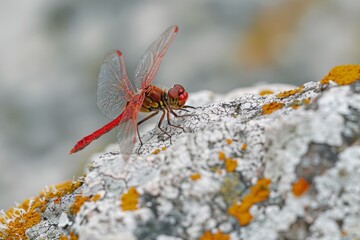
(169, 107, 192, 118)
(182, 105, 196, 109)
(166, 109, 185, 132)
(136, 111, 159, 154)
(158, 110, 172, 143)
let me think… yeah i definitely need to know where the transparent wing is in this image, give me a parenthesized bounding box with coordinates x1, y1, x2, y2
(116, 94, 144, 160)
(134, 25, 178, 91)
(97, 50, 136, 119)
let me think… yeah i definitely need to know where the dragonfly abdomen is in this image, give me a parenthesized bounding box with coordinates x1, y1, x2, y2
(140, 85, 167, 112)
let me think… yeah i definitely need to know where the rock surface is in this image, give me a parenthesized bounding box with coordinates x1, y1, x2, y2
(1, 66, 360, 240)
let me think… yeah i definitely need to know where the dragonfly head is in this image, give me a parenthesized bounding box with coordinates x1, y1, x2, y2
(167, 84, 188, 109)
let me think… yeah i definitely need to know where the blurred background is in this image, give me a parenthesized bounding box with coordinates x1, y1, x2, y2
(1, 0, 360, 209)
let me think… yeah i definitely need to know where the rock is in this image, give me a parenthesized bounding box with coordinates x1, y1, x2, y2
(2, 65, 360, 240)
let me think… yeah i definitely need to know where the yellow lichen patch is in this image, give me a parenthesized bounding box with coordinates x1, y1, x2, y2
(70, 231, 78, 240)
(241, 143, 247, 151)
(190, 173, 201, 181)
(292, 178, 310, 197)
(0, 180, 83, 239)
(228, 178, 271, 226)
(303, 98, 311, 104)
(199, 230, 230, 240)
(70, 193, 102, 215)
(320, 65, 360, 85)
(121, 187, 140, 211)
(70, 195, 91, 215)
(218, 151, 226, 161)
(54, 197, 62, 204)
(225, 138, 233, 145)
(59, 235, 68, 240)
(225, 157, 237, 172)
(276, 86, 304, 99)
(262, 102, 284, 115)
(40, 180, 83, 200)
(91, 194, 102, 202)
(259, 89, 274, 96)
(161, 147, 167, 151)
(152, 149, 161, 154)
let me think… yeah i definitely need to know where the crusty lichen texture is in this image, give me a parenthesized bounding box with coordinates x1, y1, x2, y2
(0, 180, 83, 239)
(4, 66, 360, 239)
(320, 64, 360, 85)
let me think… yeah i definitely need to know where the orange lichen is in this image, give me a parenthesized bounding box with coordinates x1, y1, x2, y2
(91, 194, 101, 202)
(292, 178, 310, 197)
(59, 232, 78, 240)
(228, 178, 271, 226)
(225, 138, 233, 145)
(218, 151, 226, 161)
(190, 173, 201, 181)
(152, 149, 161, 154)
(70, 193, 102, 215)
(262, 102, 284, 115)
(303, 98, 311, 104)
(121, 187, 140, 211)
(276, 86, 304, 99)
(320, 65, 360, 85)
(70, 231, 78, 240)
(241, 143, 247, 151)
(259, 89, 274, 96)
(0, 180, 83, 239)
(199, 230, 230, 240)
(54, 197, 62, 204)
(59, 235, 68, 240)
(161, 147, 167, 151)
(225, 157, 237, 172)
(70, 195, 91, 215)
(40, 180, 83, 200)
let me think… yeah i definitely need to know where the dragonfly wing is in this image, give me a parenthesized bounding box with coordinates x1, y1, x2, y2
(97, 50, 136, 119)
(116, 94, 144, 160)
(134, 25, 178, 91)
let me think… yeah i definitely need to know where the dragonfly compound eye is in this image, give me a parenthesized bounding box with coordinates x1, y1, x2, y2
(179, 91, 188, 101)
(168, 88, 179, 99)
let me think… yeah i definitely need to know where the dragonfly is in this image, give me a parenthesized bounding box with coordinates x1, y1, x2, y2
(70, 25, 193, 159)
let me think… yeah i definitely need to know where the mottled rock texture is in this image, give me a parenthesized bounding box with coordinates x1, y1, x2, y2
(2, 74, 360, 239)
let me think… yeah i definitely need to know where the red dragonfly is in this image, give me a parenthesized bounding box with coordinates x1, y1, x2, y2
(70, 25, 193, 159)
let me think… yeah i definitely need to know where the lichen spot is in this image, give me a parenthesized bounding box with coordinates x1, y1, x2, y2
(152, 149, 161, 154)
(199, 230, 230, 240)
(228, 178, 271, 226)
(190, 173, 201, 181)
(262, 102, 284, 115)
(70, 195, 91, 215)
(70, 231, 78, 240)
(225, 138, 233, 145)
(303, 98, 311, 105)
(292, 178, 310, 197)
(121, 187, 140, 211)
(321, 65, 360, 85)
(218, 151, 226, 161)
(276, 86, 304, 99)
(241, 143, 247, 151)
(59, 235, 68, 240)
(259, 89, 274, 96)
(91, 194, 101, 202)
(225, 157, 237, 172)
